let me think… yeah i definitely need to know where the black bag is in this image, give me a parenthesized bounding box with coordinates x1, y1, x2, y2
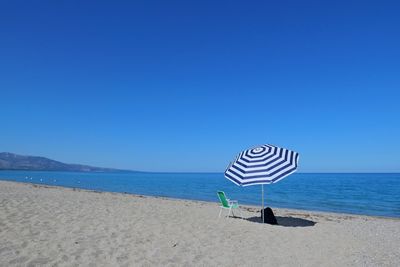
(261, 207, 278, 224)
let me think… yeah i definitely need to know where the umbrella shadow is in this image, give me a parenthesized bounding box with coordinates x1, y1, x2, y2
(245, 216, 316, 227)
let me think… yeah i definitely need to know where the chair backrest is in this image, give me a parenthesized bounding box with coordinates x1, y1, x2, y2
(217, 191, 230, 208)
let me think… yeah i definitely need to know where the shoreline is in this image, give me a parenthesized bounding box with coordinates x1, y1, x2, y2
(1, 179, 399, 221)
(1, 180, 399, 266)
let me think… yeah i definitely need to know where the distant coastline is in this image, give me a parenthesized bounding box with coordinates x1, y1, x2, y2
(0, 152, 137, 173)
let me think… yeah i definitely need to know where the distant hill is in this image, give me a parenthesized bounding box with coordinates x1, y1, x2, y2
(0, 152, 133, 172)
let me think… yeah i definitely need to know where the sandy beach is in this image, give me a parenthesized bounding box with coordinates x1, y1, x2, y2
(0, 180, 399, 267)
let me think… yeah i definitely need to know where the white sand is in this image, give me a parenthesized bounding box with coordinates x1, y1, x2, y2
(0, 180, 399, 267)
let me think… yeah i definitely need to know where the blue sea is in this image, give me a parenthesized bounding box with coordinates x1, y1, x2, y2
(0, 171, 399, 218)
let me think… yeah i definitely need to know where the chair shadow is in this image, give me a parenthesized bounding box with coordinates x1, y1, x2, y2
(245, 216, 316, 227)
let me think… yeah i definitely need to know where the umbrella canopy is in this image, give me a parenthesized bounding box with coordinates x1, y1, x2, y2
(225, 144, 299, 186)
(224, 144, 299, 223)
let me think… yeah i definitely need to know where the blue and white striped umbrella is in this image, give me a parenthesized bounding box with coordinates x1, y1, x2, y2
(224, 144, 299, 223)
(225, 144, 299, 186)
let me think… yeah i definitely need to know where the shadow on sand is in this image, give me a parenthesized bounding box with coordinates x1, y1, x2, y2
(244, 216, 316, 227)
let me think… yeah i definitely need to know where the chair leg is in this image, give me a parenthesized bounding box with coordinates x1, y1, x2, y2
(218, 207, 223, 218)
(228, 207, 232, 218)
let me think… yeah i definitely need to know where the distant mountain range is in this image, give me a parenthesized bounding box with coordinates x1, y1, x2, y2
(0, 152, 133, 172)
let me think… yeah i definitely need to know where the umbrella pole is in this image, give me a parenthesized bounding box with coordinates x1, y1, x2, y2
(262, 184, 264, 223)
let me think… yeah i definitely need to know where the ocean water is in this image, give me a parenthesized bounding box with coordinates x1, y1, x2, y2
(0, 171, 399, 218)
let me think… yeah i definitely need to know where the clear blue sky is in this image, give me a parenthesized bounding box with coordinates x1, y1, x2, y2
(1, 1, 399, 172)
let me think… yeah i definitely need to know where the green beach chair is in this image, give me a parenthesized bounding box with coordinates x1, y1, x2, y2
(217, 191, 243, 218)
